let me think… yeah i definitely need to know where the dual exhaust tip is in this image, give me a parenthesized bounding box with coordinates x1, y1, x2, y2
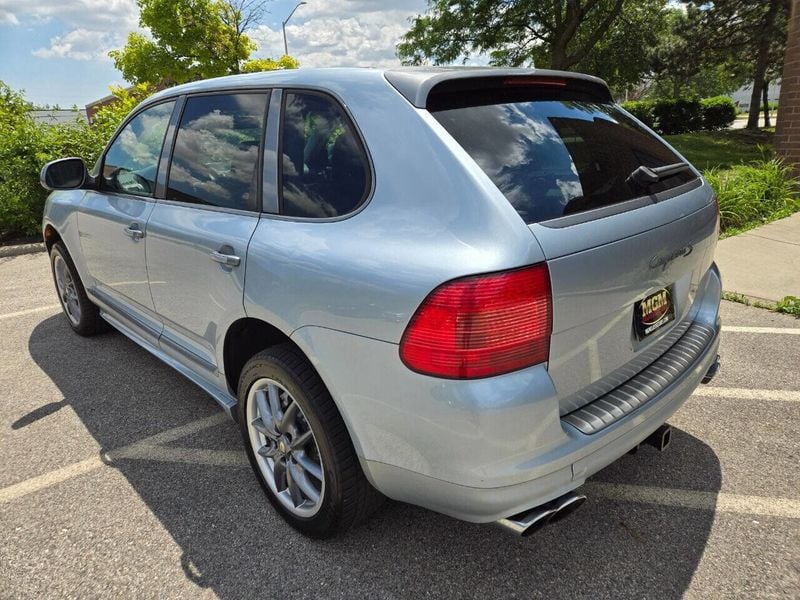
(497, 423, 674, 537)
(496, 491, 587, 537)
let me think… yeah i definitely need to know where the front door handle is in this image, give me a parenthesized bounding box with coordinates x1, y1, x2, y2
(210, 250, 241, 267)
(124, 223, 144, 240)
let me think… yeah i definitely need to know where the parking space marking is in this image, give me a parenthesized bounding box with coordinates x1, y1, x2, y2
(722, 326, 800, 335)
(585, 482, 800, 519)
(692, 387, 800, 402)
(0, 413, 228, 504)
(0, 304, 61, 320)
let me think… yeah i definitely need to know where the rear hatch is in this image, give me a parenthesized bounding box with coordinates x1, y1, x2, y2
(422, 73, 718, 415)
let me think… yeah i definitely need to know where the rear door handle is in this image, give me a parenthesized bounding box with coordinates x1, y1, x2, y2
(124, 223, 145, 240)
(210, 250, 241, 267)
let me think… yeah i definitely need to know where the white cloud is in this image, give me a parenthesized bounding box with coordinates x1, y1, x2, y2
(0, 0, 138, 61)
(251, 0, 428, 68)
(0, 0, 138, 30)
(32, 28, 118, 61)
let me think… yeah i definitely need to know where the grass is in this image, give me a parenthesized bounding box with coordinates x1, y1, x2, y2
(722, 292, 800, 317)
(664, 129, 774, 170)
(665, 129, 799, 237)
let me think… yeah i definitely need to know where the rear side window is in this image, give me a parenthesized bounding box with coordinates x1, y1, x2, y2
(431, 96, 697, 224)
(167, 93, 268, 211)
(102, 101, 175, 197)
(280, 91, 370, 218)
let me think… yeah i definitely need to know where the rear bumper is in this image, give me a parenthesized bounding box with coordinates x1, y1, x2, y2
(291, 264, 722, 523)
(362, 322, 719, 522)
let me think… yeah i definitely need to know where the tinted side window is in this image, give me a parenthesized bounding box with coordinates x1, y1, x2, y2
(280, 92, 369, 218)
(102, 101, 175, 197)
(167, 93, 268, 211)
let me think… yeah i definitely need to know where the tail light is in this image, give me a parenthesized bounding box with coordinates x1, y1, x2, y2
(399, 264, 552, 379)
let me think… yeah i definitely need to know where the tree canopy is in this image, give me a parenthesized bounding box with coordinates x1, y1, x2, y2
(110, 0, 297, 87)
(397, 0, 670, 91)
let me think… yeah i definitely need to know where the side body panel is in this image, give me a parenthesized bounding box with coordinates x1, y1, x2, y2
(146, 203, 258, 382)
(244, 72, 545, 343)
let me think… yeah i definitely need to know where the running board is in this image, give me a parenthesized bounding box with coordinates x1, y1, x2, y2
(100, 311, 238, 418)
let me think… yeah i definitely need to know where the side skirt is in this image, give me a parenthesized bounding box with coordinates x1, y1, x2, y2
(100, 310, 239, 419)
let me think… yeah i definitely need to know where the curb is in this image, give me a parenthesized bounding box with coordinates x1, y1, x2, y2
(0, 242, 46, 258)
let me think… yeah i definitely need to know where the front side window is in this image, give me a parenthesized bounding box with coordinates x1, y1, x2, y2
(280, 91, 370, 218)
(167, 93, 268, 211)
(102, 101, 175, 197)
(431, 96, 698, 224)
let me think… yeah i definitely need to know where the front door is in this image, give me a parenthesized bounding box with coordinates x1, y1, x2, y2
(146, 92, 269, 383)
(78, 100, 177, 340)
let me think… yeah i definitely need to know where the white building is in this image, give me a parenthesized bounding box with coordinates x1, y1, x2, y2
(730, 81, 781, 111)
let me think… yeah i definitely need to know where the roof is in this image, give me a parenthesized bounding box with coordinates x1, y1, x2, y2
(142, 66, 612, 109)
(30, 110, 88, 125)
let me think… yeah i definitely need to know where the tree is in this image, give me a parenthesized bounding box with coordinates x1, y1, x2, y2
(110, 0, 297, 87)
(397, 0, 670, 91)
(646, 6, 748, 100)
(681, 1, 790, 129)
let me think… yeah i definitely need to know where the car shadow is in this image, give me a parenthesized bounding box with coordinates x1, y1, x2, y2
(28, 314, 722, 599)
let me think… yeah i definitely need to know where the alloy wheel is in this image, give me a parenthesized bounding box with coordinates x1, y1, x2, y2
(246, 378, 325, 517)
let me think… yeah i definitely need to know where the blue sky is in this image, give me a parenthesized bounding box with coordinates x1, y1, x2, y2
(0, 0, 428, 107)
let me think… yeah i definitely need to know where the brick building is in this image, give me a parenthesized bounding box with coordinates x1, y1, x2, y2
(775, 0, 800, 177)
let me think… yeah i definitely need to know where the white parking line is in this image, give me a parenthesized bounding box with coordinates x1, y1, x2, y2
(692, 387, 800, 402)
(585, 482, 800, 519)
(722, 326, 800, 335)
(0, 304, 61, 320)
(0, 413, 228, 504)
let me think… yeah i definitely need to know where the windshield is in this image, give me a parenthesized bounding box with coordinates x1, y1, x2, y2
(431, 100, 697, 224)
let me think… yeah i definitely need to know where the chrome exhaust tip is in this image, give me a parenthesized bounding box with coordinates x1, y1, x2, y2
(644, 424, 672, 451)
(702, 355, 721, 384)
(496, 491, 587, 537)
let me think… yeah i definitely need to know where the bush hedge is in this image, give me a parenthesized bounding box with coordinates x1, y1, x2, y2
(0, 82, 149, 237)
(622, 96, 736, 135)
(700, 96, 738, 130)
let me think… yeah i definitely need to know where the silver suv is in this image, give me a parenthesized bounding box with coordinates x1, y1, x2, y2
(40, 68, 721, 538)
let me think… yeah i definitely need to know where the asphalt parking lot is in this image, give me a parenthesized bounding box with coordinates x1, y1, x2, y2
(1, 252, 798, 599)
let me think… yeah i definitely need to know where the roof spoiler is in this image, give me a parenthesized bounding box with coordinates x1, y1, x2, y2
(384, 68, 613, 109)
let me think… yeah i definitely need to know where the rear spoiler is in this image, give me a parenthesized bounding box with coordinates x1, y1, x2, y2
(384, 67, 613, 110)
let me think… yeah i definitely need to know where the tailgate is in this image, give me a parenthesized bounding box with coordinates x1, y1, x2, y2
(532, 183, 718, 415)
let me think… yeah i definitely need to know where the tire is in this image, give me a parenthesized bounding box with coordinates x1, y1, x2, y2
(237, 343, 383, 538)
(49, 241, 107, 336)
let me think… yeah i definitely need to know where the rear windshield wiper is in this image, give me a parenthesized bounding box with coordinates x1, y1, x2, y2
(627, 162, 693, 188)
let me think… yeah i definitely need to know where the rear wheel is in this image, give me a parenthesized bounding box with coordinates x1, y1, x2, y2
(49, 242, 106, 336)
(237, 343, 382, 537)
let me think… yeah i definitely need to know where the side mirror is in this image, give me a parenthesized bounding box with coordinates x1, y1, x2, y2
(40, 158, 89, 191)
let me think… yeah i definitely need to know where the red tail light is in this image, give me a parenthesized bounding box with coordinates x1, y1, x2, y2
(399, 264, 552, 379)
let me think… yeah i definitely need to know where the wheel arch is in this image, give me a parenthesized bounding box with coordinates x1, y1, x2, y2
(223, 317, 304, 396)
(43, 223, 62, 251)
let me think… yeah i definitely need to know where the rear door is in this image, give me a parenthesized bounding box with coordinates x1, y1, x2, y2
(145, 91, 269, 382)
(79, 99, 176, 342)
(429, 78, 718, 414)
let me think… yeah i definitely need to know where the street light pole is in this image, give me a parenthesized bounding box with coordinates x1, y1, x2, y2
(282, 1, 307, 56)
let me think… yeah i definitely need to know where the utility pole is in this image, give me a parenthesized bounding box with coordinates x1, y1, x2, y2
(282, 2, 307, 56)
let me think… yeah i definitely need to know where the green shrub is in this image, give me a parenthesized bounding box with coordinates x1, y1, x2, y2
(700, 96, 737, 130)
(775, 296, 800, 316)
(704, 155, 800, 232)
(0, 82, 151, 237)
(621, 100, 656, 129)
(652, 98, 703, 135)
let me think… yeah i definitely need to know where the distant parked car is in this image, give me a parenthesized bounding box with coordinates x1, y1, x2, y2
(40, 67, 721, 538)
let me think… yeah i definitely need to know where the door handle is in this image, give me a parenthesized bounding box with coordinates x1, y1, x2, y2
(210, 250, 241, 267)
(124, 224, 145, 240)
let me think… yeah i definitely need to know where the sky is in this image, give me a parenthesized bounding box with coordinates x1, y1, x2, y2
(0, 0, 430, 107)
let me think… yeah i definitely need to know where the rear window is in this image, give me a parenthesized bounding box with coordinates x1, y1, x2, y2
(431, 95, 697, 224)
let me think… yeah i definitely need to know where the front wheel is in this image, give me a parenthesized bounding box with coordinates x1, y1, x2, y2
(49, 242, 107, 336)
(237, 343, 382, 538)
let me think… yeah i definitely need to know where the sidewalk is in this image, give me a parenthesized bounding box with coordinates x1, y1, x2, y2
(715, 212, 800, 303)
